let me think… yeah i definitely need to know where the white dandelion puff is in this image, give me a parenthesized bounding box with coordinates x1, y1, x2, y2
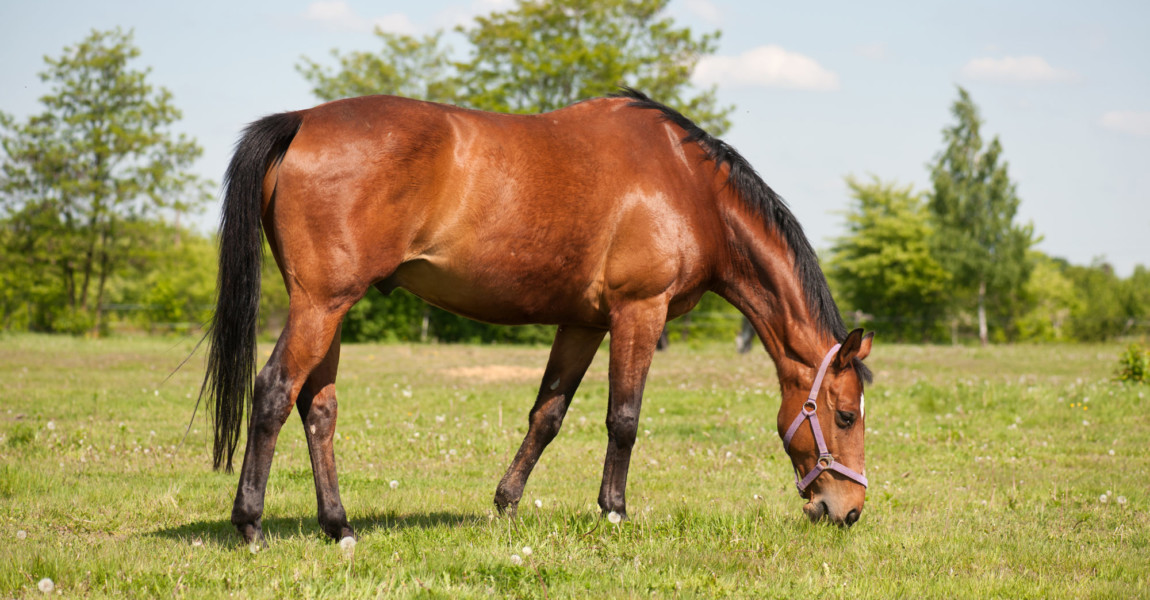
(1117, 496, 1127, 505)
(16, 530, 27, 540)
(1109, 449, 1115, 456)
(522, 546, 532, 556)
(46, 421, 56, 431)
(607, 511, 622, 524)
(339, 536, 356, 556)
(389, 480, 399, 489)
(37, 578, 54, 594)
(1099, 494, 1108, 503)
(534, 499, 542, 508)
(510, 554, 522, 565)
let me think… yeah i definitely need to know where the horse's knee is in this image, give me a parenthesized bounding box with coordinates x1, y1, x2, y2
(605, 408, 639, 449)
(529, 397, 566, 441)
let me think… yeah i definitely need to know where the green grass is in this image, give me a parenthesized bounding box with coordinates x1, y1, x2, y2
(1, 334, 1147, 598)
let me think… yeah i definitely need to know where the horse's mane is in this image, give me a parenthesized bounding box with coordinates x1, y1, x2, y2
(611, 88, 872, 383)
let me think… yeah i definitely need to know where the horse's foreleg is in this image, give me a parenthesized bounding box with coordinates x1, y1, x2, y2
(295, 325, 354, 541)
(598, 300, 667, 519)
(230, 304, 346, 546)
(494, 325, 606, 515)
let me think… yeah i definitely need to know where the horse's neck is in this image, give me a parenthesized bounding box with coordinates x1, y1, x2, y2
(714, 203, 826, 387)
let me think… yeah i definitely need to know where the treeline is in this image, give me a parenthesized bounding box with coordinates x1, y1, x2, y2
(3, 5, 1147, 344)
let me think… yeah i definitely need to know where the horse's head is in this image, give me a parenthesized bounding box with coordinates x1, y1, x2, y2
(778, 328, 873, 527)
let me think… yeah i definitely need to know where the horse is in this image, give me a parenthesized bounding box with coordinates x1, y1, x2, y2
(201, 88, 874, 546)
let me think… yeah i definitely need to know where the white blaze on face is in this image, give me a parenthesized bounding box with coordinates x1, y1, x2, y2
(860, 393, 865, 419)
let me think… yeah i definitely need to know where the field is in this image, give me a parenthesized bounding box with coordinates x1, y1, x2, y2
(1, 334, 1147, 598)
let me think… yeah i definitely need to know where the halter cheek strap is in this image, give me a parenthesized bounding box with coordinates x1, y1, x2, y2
(781, 343, 869, 496)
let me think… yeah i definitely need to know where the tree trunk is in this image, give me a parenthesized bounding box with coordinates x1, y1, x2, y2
(977, 279, 988, 346)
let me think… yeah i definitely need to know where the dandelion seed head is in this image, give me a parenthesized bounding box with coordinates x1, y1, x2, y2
(1109, 449, 1115, 456)
(389, 480, 399, 489)
(510, 554, 522, 565)
(607, 511, 622, 524)
(1099, 494, 1108, 503)
(534, 499, 542, 508)
(46, 421, 56, 431)
(339, 536, 356, 555)
(16, 530, 27, 540)
(37, 578, 53, 594)
(1116, 496, 1127, 505)
(522, 546, 532, 556)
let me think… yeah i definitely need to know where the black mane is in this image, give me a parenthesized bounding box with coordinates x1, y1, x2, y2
(612, 88, 872, 382)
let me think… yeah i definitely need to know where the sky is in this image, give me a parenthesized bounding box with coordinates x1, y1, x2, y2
(2, 0, 1147, 275)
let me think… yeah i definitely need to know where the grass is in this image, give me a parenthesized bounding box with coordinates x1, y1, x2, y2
(0, 334, 1147, 598)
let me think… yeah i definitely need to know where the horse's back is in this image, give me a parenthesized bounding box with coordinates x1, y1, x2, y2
(268, 95, 720, 326)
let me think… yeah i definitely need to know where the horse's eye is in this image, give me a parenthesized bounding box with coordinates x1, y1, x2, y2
(835, 410, 857, 429)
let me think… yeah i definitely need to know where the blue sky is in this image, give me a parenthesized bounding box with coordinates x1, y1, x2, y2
(2, 0, 1147, 274)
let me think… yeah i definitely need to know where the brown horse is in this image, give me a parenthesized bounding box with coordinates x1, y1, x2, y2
(201, 89, 874, 545)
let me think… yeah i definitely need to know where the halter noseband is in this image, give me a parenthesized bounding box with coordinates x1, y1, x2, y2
(781, 343, 869, 496)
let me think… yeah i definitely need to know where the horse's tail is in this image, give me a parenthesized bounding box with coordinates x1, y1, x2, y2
(202, 111, 303, 472)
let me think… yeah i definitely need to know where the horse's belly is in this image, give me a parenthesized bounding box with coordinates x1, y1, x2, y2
(391, 258, 608, 327)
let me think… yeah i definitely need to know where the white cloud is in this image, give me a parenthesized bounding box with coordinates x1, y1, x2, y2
(302, 1, 418, 35)
(435, 0, 516, 29)
(684, 0, 721, 24)
(693, 45, 839, 91)
(959, 55, 1079, 85)
(1100, 111, 1150, 137)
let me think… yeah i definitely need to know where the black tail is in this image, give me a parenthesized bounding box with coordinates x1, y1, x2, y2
(202, 111, 303, 472)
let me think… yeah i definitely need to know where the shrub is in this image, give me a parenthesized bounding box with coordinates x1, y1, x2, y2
(1115, 343, 1149, 384)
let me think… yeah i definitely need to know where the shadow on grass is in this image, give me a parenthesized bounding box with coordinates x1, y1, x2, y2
(150, 510, 486, 547)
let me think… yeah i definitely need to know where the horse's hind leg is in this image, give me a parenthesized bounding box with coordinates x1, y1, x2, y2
(494, 325, 606, 515)
(295, 324, 354, 541)
(231, 303, 349, 545)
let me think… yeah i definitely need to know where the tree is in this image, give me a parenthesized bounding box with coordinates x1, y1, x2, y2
(1014, 252, 1079, 341)
(827, 176, 951, 342)
(298, 0, 731, 133)
(0, 28, 212, 333)
(928, 87, 1035, 345)
(297, 32, 458, 104)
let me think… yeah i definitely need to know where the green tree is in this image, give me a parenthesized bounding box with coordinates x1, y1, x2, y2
(0, 28, 212, 333)
(297, 32, 458, 104)
(298, 0, 731, 132)
(928, 87, 1035, 345)
(1065, 261, 1128, 341)
(1015, 252, 1079, 342)
(827, 176, 951, 342)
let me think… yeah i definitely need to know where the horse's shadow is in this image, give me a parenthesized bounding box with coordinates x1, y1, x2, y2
(152, 511, 485, 546)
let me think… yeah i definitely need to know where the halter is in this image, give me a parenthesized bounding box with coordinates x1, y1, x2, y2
(781, 343, 869, 496)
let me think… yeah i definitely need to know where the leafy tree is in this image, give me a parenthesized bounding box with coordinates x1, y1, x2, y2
(297, 32, 458, 104)
(298, 0, 731, 132)
(827, 176, 950, 342)
(0, 28, 212, 333)
(928, 87, 1035, 345)
(1065, 261, 1134, 341)
(1015, 252, 1079, 341)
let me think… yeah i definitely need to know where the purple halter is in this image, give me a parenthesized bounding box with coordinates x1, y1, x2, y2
(781, 343, 869, 496)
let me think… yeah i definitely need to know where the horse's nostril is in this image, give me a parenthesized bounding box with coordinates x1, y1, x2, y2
(845, 508, 860, 526)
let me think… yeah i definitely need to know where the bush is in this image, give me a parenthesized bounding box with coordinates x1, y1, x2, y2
(1115, 343, 1149, 384)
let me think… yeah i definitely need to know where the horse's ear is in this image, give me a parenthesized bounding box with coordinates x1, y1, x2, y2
(836, 329, 874, 369)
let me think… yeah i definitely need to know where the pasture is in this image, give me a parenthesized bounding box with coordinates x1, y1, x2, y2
(1, 334, 1146, 598)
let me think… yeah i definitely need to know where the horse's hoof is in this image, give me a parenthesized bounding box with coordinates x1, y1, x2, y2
(494, 498, 519, 518)
(237, 522, 264, 547)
